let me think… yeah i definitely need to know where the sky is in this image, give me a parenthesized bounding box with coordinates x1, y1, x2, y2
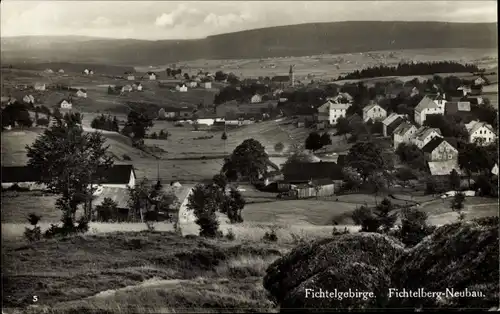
(1, 1, 497, 40)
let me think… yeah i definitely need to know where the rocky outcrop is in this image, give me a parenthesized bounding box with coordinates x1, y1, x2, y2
(264, 217, 499, 311)
(390, 217, 499, 309)
(263, 233, 405, 311)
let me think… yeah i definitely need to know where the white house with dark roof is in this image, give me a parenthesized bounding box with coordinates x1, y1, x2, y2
(251, 94, 263, 103)
(147, 72, 157, 80)
(59, 99, 72, 109)
(414, 93, 446, 125)
(474, 76, 487, 86)
(317, 100, 351, 125)
(393, 121, 417, 150)
(362, 103, 387, 122)
(202, 81, 212, 89)
(121, 85, 133, 93)
(132, 82, 143, 91)
(176, 84, 188, 92)
(422, 137, 458, 162)
(75, 89, 87, 98)
(411, 126, 443, 149)
(465, 120, 497, 145)
(457, 85, 472, 96)
(22, 94, 35, 104)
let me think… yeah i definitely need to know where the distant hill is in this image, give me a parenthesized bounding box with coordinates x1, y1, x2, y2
(1, 21, 497, 66)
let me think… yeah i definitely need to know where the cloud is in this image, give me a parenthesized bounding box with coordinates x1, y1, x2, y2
(155, 4, 205, 28)
(1, 1, 497, 40)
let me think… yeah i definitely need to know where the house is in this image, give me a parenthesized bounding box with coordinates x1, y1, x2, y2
(465, 120, 497, 145)
(1, 166, 46, 190)
(83, 69, 94, 75)
(177, 107, 195, 119)
(1, 96, 17, 106)
(93, 164, 136, 189)
(58, 69, 65, 74)
(1, 164, 136, 191)
(92, 187, 130, 221)
(414, 93, 447, 125)
(58, 99, 73, 109)
(317, 100, 351, 125)
(216, 100, 277, 117)
(492, 163, 499, 176)
(281, 161, 344, 191)
(258, 171, 285, 187)
(329, 93, 353, 104)
(187, 81, 198, 88)
(202, 81, 212, 89)
(474, 76, 487, 86)
(127, 74, 135, 81)
(393, 121, 418, 150)
(22, 94, 35, 104)
(75, 89, 87, 98)
(291, 179, 336, 199)
(362, 103, 387, 122)
(445, 101, 471, 115)
(382, 113, 405, 137)
(147, 72, 157, 80)
(44, 69, 54, 74)
(457, 85, 472, 96)
(34, 82, 46, 91)
(176, 84, 188, 92)
(132, 83, 143, 91)
(251, 94, 262, 103)
(422, 137, 458, 162)
(465, 95, 484, 105)
(121, 85, 133, 93)
(411, 126, 443, 149)
(295, 106, 318, 124)
(428, 160, 462, 176)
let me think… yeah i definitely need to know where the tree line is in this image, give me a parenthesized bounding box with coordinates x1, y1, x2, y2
(337, 61, 481, 80)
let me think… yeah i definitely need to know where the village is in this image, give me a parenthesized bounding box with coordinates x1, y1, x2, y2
(1, 56, 499, 313)
(1, 58, 499, 233)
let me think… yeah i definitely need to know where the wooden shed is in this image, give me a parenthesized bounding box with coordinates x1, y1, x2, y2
(293, 179, 335, 199)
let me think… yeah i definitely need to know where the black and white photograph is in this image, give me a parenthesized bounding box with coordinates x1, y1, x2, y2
(1, 0, 498, 312)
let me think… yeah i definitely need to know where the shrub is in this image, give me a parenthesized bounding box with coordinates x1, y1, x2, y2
(391, 207, 436, 247)
(122, 154, 132, 161)
(226, 228, 236, 241)
(23, 213, 42, 242)
(263, 228, 278, 242)
(274, 142, 285, 153)
(95, 197, 119, 222)
(332, 226, 350, 236)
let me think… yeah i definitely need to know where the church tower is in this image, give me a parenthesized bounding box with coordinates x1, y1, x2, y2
(289, 65, 295, 87)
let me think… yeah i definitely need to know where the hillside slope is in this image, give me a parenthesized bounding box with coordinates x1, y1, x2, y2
(1, 128, 147, 166)
(1, 21, 497, 65)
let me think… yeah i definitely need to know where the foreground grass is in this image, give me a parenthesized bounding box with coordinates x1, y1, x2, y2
(2, 231, 291, 313)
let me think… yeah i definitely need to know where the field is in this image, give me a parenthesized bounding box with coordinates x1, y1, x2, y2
(1, 68, 219, 114)
(136, 48, 498, 81)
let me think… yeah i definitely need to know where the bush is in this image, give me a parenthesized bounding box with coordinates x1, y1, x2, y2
(332, 226, 350, 236)
(274, 142, 285, 153)
(263, 228, 278, 242)
(390, 207, 436, 247)
(122, 154, 132, 161)
(44, 214, 89, 238)
(23, 213, 42, 242)
(226, 228, 236, 241)
(95, 197, 119, 222)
